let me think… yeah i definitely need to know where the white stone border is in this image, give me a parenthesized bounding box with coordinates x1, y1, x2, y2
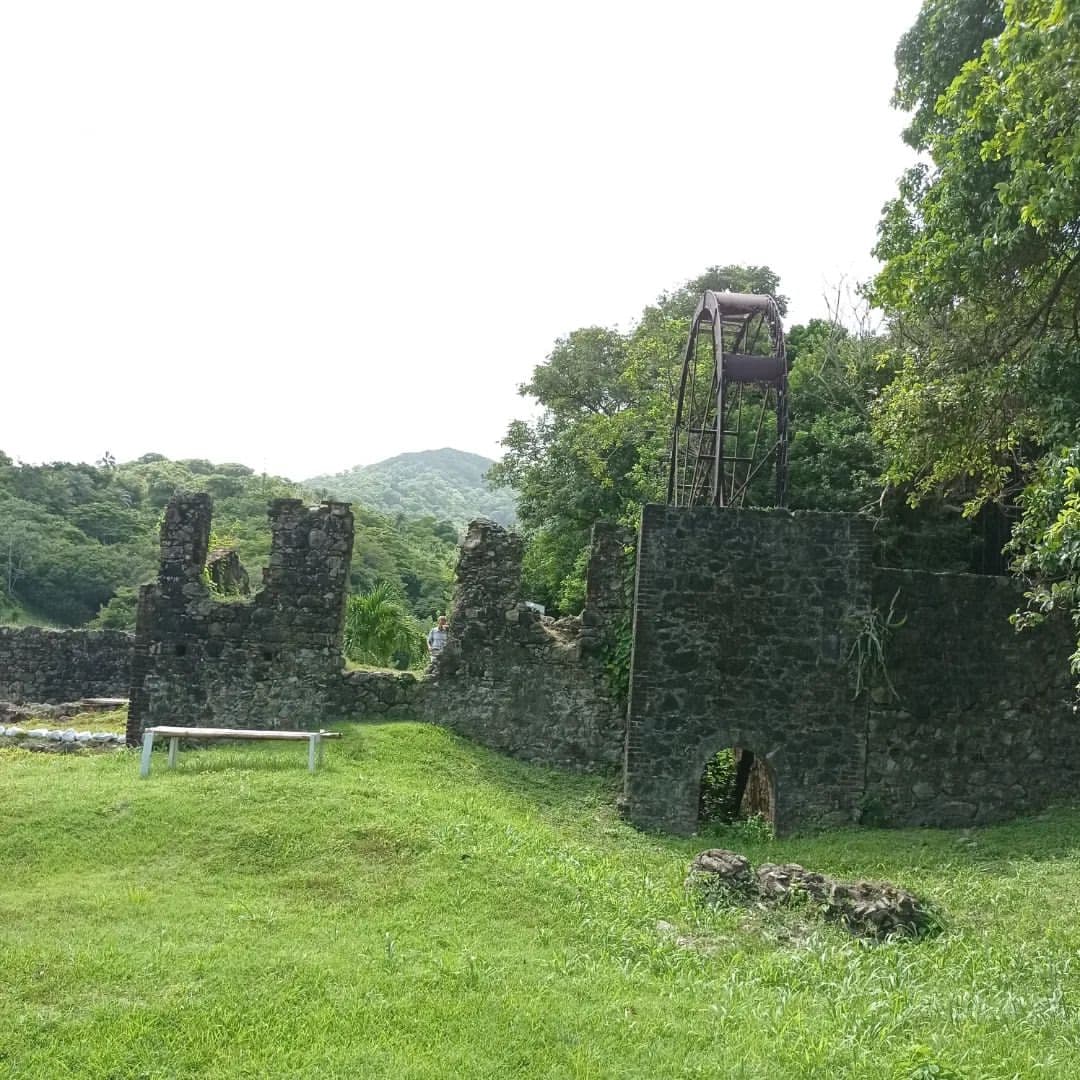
(1, 726, 125, 747)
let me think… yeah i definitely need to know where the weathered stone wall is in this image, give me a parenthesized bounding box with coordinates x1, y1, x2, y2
(865, 568, 1080, 827)
(123, 499, 629, 751)
(12, 491, 1080, 839)
(126, 494, 354, 743)
(0, 626, 132, 703)
(624, 504, 1080, 836)
(338, 669, 425, 719)
(425, 519, 631, 770)
(624, 505, 871, 835)
(581, 522, 635, 664)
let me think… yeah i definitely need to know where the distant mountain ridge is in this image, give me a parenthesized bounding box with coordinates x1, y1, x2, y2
(306, 448, 516, 528)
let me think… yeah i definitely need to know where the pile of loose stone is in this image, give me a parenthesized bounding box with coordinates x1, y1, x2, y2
(685, 848, 937, 939)
(0, 700, 127, 751)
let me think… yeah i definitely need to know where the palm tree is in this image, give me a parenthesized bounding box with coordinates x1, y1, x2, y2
(343, 583, 424, 668)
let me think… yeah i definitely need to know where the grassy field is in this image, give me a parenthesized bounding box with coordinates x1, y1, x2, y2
(3, 724, 1080, 1079)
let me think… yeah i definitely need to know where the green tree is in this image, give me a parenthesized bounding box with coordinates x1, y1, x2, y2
(1010, 448, 1080, 682)
(892, 0, 1005, 152)
(872, 0, 1080, 675)
(872, 0, 1080, 500)
(90, 585, 141, 630)
(0, 451, 456, 630)
(787, 310, 983, 570)
(492, 267, 787, 612)
(343, 584, 425, 669)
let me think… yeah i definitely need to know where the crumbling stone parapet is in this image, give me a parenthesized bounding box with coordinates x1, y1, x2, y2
(126, 494, 355, 744)
(206, 548, 250, 596)
(427, 517, 628, 769)
(580, 521, 634, 661)
(159, 492, 212, 590)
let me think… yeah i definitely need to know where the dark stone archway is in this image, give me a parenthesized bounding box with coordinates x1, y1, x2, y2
(696, 743, 777, 829)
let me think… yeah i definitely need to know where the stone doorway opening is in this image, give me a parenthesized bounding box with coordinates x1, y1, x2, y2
(698, 747, 775, 827)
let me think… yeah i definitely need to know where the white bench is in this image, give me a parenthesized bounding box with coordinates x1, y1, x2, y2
(139, 726, 341, 777)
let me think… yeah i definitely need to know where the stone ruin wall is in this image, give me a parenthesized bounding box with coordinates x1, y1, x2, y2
(122, 497, 629, 758)
(0, 626, 132, 704)
(337, 668, 424, 720)
(624, 504, 1080, 835)
(125, 493, 356, 743)
(866, 567, 1079, 826)
(624, 506, 871, 835)
(8, 490, 1079, 841)
(424, 518, 632, 770)
(0, 494, 419, 739)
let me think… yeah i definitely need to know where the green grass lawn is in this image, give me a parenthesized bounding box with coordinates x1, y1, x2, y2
(3, 723, 1080, 1079)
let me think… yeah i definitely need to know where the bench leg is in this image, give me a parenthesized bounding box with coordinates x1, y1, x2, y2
(168, 737, 179, 770)
(317, 734, 325, 769)
(308, 734, 318, 773)
(139, 730, 155, 778)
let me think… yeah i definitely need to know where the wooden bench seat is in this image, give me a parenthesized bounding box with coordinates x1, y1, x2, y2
(139, 726, 342, 777)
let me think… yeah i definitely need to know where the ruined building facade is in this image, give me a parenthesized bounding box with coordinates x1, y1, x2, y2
(125, 494, 355, 744)
(3, 493, 1079, 836)
(424, 519, 631, 769)
(622, 506, 1079, 835)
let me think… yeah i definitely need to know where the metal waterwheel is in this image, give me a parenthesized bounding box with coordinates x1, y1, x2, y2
(667, 290, 788, 508)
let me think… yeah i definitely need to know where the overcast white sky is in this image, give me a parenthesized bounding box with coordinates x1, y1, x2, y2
(1, 0, 924, 479)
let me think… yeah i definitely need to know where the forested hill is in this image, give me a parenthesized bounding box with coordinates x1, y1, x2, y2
(306, 448, 517, 527)
(0, 452, 457, 629)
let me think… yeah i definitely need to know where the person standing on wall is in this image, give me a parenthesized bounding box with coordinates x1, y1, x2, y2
(427, 614, 449, 665)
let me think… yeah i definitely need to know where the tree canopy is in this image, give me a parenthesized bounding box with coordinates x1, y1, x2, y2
(0, 454, 457, 629)
(872, 0, 1080, 678)
(492, 262, 989, 614)
(491, 267, 789, 611)
(872, 0, 1079, 500)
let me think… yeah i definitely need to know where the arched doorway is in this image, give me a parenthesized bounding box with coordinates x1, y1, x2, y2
(698, 747, 775, 827)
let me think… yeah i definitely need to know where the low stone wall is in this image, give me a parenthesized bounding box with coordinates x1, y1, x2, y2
(1, 725, 125, 750)
(1, 698, 127, 750)
(338, 669, 426, 719)
(0, 626, 133, 703)
(865, 568, 1080, 827)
